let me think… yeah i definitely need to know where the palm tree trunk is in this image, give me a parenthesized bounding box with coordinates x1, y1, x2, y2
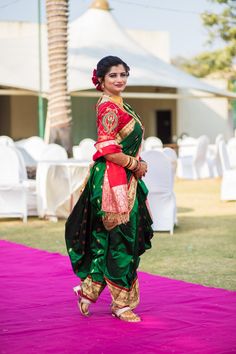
(45, 0, 72, 156)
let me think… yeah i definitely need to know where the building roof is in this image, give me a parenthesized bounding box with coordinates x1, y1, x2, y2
(0, 0, 235, 98)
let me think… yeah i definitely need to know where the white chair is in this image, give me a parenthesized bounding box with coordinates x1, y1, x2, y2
(207, 135, 224, 178)
(73, 138, 96, 161)
(36, 160, 90, 220)
(0, 135, 15, 146)
(178, 137, 197, 158)
(163, 147, 178, 225)
(142, 150, 177, 234)
(219, 140, 231, 172)
(163, 147, 177, 174)
(215, 134, 224, 145)
(0, 146, 28, 222)
(219, 141, 236, 200)
(15, 136, 47, 161)
(2, 145, 37, 217)
(36, 144, 67, 218)
(40, 143, 68, 161)
(12, 147, 37, 216)
(227, 137, 236, 169)
(16, 146, 37, 167)
(177, 135, 212, 179)
(143, 136, 163, 151)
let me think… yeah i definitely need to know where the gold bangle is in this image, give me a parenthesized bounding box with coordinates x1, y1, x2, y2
(129, 158, 138, 171)
(129, 158, 136, 170)
(124, 156, 140, 171)
(124, 156, 131, 168)
(133, 160, 141, 172)
(124, 156, 132, 169)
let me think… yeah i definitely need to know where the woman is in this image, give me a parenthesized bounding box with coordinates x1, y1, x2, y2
(65, 56, 153, 323)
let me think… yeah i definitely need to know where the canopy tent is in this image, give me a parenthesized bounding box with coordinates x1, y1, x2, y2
(0, 0, 235, 98)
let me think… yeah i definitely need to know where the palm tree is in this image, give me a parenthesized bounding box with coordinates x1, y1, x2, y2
(45, 0, 72, 156)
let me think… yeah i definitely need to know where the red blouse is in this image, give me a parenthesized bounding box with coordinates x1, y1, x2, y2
(93, 100, 132, 160)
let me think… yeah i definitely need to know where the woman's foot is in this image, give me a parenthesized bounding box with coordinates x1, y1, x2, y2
(111, 306, 141, 322)
(73, 285, 91, 317)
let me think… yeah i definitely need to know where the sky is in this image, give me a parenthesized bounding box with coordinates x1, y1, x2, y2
(0, 0, 223, 59)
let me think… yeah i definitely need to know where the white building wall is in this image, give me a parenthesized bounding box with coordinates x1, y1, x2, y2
(0, 21, 47, 38)
(177, 79, 233, 142)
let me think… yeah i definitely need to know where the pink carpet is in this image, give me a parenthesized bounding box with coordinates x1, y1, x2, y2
(0, 240, 236, 354)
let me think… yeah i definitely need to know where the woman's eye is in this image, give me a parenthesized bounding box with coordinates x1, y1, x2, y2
(108, 73, 128, 78)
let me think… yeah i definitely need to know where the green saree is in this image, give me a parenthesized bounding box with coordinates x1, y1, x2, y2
(65, 97, 153, 309)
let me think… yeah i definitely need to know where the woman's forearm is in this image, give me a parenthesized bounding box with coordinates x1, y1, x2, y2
(105, 152, 147, 178)
(104, 152, 129, 167)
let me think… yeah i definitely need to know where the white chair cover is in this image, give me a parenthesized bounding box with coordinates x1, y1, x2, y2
(219, 141, 231, 172)
(219, 141, 236, 200)
(178, 137, 197, 158)
(0, 135, 14, 147)
(227, 137, 236, 169)
(207, 135, 225, 178)
(177, 135, 212, 179)
(36, 161, 90, 219)
(215, 134, 224, 146)
(73, 138, 96, 162)
(15, 136, 47, 161)
(163, 147, 177, 174)
(194, 135, 211, 178)
(13, 147, 37, 216)
(162, 147, 178, 224)
(143, 136, 163, 151)
(0, 146, 27, 222)
(16, 146, 37, 167)
(40, 143, 68, 161)
(142, 150, 176, 234)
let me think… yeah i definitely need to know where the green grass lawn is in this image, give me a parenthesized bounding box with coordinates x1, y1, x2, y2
(0, 178, 235, 290)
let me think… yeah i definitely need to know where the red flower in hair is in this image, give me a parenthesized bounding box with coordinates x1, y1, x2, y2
(92, 69, 98, 85)
(91, 69, 102, 91)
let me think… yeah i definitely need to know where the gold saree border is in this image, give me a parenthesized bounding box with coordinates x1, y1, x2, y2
(116, 119, 136, 143)
(81, 276, 106, 303)
(95, 139, 120, 152)
(102, 175, 138, 231)
(105, 277, 140, 310)
(102, 169, 129, 213)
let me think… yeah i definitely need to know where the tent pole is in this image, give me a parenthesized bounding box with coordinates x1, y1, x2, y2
(38, 0, 44, 138)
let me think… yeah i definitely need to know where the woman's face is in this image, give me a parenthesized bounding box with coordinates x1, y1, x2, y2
(102, 64, 128, 96)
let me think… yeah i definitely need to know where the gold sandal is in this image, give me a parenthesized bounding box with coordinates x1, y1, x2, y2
(78, 297, 91, 316)
(73, 285, 91, 317)
(112, 306, 141, 322)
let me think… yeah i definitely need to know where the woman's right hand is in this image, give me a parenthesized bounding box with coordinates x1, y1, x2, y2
(134, 161, 147, 179)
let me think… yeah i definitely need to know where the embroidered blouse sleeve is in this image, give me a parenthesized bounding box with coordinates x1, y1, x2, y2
(93, 102, 122, 160)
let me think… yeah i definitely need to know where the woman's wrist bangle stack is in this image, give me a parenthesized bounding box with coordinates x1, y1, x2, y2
(124, 156, 140, 172)
(124, 156, 132, 169)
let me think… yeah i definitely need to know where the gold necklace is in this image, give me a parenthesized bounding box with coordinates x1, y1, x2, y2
(102, 94, 124, 108)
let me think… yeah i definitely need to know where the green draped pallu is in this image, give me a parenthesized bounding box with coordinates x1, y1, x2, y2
(65, 100, 153, 309)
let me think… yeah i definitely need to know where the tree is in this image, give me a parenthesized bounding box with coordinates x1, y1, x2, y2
(45, 0, 72, 156)
(174, 0, 236, 79)
(202, 0, 236, 48)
